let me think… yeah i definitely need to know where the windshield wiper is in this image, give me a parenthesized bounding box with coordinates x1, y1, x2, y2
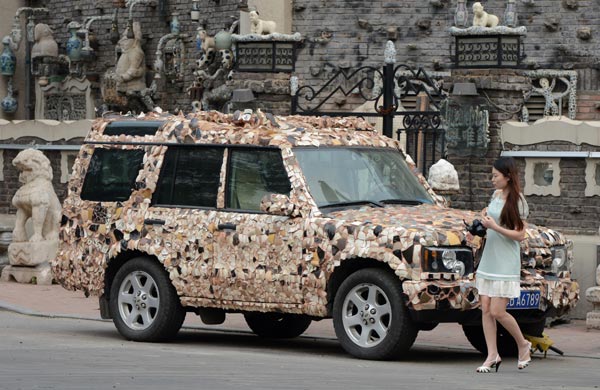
(379, 199, 424, 205)
(321, 200, 384, 209)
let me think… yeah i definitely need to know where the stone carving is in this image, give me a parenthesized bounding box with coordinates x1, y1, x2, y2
(586, 264, 600, 329)
(102, 21, 157, 113)
(525, 77, 571, 117)
(115, 21, 146, 93)
(31, 24, 58, 59)
(427, 159, 459, 192)
(35, 75, 94, 120)
(249, 10, 277, 35)
(472, 2, 499, 28)
(1, 149, 61, 285)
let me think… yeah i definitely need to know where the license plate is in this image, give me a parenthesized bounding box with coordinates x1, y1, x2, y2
(507, 290, 541, 310)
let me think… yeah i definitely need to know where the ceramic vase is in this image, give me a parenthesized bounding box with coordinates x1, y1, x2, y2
(0, 41, 16, 76)
(504, 0, 518, 27)
(454, 0, 469, 28)
(66, 25, 82, 62)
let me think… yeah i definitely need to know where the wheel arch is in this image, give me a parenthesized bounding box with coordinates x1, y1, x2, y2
(326, 257, 400, 316)
(103, 250, 161, 300)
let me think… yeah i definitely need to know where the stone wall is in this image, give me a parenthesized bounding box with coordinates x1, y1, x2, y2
(32, 0, 600, 114)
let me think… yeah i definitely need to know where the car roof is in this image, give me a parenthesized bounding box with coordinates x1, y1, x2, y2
(86, 110, 402, 150)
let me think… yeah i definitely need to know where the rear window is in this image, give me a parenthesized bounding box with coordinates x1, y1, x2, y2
(80, 149, 145, 201)
(152, 147, 224, 208)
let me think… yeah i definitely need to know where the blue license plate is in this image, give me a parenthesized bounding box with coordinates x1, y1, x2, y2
(507, 290, 541, 310)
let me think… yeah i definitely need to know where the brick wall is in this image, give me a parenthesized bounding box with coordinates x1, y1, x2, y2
(34, 0, 600, 114)
(577, 93, 600, 121)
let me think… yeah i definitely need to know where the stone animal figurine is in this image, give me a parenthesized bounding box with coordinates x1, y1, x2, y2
(472, 2, 499, 28)
(11, 149, 61, 243)
(249, 10, 277, 35)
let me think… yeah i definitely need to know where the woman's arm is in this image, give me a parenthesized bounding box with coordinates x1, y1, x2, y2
(482, 215, 527, 241)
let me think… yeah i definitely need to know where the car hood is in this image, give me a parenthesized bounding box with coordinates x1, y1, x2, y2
(524, 223, 569, 248)
(324, 203, 479, 247)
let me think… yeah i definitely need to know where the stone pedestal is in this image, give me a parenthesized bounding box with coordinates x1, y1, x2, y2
(586, 265, 600, 329)
(1, 263, 53, 285)
(0, 241, 57, 285)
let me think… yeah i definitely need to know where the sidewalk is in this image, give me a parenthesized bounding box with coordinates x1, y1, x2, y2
(1, 280, 599, 359)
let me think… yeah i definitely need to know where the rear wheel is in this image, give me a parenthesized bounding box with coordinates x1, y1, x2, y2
(244, 312, 312, 338)
(110, 257, 185, 342)
(332, 268, 417, 360)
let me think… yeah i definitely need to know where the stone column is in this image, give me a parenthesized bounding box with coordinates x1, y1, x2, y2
(586, 264, 600, 329)
(445, 69, 530, 212)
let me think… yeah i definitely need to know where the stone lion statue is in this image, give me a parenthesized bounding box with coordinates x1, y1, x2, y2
(11, 149, 61, 243)
(472, 2, 499, 28)
(249, 10, 277, 35)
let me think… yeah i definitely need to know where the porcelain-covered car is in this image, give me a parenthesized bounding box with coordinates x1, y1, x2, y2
(53, 111, 579, 360)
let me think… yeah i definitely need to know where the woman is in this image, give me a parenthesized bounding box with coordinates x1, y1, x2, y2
(474, 157, 532, 373)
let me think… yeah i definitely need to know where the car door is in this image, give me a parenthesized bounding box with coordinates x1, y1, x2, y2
(211, 147, 304, 304)
(144, 145, 225, 299)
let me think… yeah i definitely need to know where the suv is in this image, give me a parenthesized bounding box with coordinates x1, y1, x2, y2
(53, 111, 579, 360)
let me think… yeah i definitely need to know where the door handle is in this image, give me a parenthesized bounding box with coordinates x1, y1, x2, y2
(144, 218, 165, 225)
(217, 223, 237, 231)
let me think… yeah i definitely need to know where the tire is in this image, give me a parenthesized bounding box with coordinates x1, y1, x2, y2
(462, 319, 544, 357)
(244, 312, 312, 338)
(110, 257, 185, 342)
(332, 268, 418, 360)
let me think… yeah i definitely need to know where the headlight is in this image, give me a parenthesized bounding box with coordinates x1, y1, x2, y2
(551, 246, 567, 274)
(422, 247, 473, 277)
(442, 250, 457, 268)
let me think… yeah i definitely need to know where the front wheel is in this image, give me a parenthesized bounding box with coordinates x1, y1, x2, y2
(462, 319, 544, 357)
(244, 312, 312, 338)
(332, 268, 418, 360)
(110, 257, 185, 342)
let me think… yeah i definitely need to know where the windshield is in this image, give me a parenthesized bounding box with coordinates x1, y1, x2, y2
(294, 147, 434, 208)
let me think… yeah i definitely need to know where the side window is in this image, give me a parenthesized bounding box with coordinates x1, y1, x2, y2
(80, 148, 145, 201)
(227, 149, 291, 211)
(153, 147, 223, 207)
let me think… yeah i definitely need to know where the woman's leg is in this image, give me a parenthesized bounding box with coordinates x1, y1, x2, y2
(489, 297, 531, 359)
(480, 295, 499, 361)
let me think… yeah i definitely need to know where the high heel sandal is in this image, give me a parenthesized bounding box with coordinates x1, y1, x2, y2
(518, 341, 532, 370)
(476, 355, 502, 373)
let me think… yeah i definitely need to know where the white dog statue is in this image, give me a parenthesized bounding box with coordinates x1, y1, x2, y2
(249, 10, 277, 35)
(472, 2, 499, 28)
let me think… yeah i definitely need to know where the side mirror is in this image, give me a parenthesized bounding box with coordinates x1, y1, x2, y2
(260, 193, 300, 217)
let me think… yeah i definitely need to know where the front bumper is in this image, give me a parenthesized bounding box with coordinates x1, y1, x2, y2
(402, 274, 579, 317)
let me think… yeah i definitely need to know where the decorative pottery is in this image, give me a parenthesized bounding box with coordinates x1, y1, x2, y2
(1, 94, 17, 114)
(0, 37, 16, 76)
(454, 0, 469, 28)
(215, 30, 233, 50)
(66, 22, 83, 62)
(504, 0, 518, 27)
(170, 15, 181, 34)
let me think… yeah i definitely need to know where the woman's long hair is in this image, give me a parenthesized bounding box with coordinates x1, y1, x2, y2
(493, 157, 524, 231)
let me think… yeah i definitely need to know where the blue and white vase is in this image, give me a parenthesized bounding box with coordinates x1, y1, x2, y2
(170, 15, 181, 34)
(0, 37, 16, 76)
(1, 78, 17, 114)
(66, 22, 82, 62)
(1, 94, 17, 114)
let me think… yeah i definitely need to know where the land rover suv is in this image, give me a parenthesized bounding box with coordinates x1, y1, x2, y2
(53, 111, 579, 360)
